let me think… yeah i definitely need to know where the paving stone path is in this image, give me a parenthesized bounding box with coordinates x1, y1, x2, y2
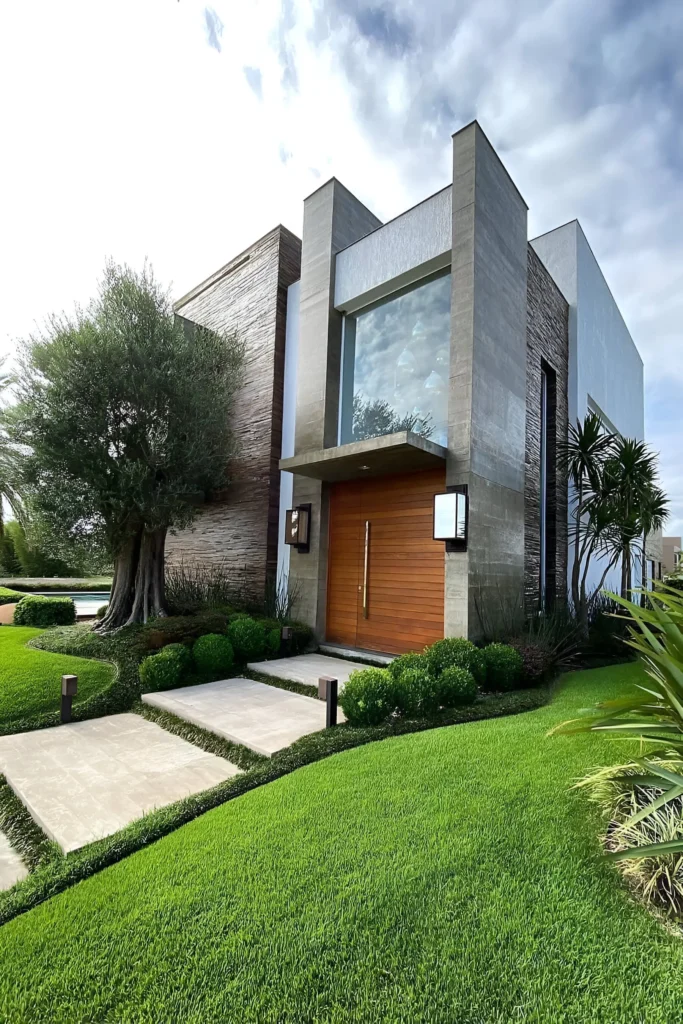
(0, 714, 240, 853)
(143, 676, 343, 757)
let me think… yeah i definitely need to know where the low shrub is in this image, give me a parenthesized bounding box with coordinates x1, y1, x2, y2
(265, 627, 281, 657)
(162, 642, 193, 672)
(394, 668, 440, 717)
(507, 638, 555, 686)
(438, 666, 477, 707)
(0, 587, 23, 606)
(139, 647, 184, 693)
(193, 634, 235, 679)
(483, 643, 523, 691)
(96, 604, 108, 620)
(426, 637, 486, 685)
(339, 668, 396, 726)
(14, 595, 76, 628)
(227, 617, 266, 662)
(388, 652, 429, 681)
(140, 610, 229, 651)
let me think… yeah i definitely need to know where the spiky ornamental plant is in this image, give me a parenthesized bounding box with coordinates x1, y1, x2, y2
(559, 412, 616, 622)
(6, 262, 244, 630)
(552, 583, 683, 862)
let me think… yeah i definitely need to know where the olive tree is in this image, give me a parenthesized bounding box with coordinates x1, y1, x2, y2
(7, 262, 243, 629)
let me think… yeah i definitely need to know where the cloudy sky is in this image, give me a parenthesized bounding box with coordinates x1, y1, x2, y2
(1, 0, 681, 531)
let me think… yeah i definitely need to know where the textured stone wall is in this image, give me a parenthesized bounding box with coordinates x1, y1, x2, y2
(166, 226, 302, 603)
(525, 245, 569, 613)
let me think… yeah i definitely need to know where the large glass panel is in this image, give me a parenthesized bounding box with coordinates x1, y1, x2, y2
(339, 272, 450, 447)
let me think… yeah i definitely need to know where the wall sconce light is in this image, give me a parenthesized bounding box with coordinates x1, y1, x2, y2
(433, 486, 468, 550)
(285, 503, 311, 552)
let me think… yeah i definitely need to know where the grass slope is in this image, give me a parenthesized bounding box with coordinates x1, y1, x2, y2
(2, 663, 683, 1023)
(0, 627, 115, 727)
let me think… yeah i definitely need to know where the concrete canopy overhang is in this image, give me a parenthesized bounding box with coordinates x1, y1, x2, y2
(279, 431, 447, 483)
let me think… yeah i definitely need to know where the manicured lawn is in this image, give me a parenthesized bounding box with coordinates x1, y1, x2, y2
(1, 663, 683, 1022)
(0, 627, 115, 727)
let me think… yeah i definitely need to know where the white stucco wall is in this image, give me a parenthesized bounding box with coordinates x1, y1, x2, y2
(334, 185, 452, 313)
(276, 279, 300, 586)
(531, 220, 645, 599)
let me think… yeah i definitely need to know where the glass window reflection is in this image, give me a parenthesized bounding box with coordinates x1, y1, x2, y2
(339, 271, 450, 447)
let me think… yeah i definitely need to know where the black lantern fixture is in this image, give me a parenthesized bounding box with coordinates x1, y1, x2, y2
(285, 503, 311, 552)
(433, 486, 468, 550)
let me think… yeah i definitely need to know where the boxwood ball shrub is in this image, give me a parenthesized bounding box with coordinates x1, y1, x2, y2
(437, 666, 477, 707)
(483, 643, 524, 691)
(14, 595, 76, 628)
(388, 652, 429, 681)
(394, 668, 440, 717)
(193, 634, 235, 680)
(265, 627, 281, 657)
(426, 637, 486, 686)
(339, 668, 396, 726)
(227, 617, 266, 662)
(139, 648, 184, 693)
(161, 642, 193, 672)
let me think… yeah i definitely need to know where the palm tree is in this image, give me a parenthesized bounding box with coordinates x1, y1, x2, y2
(559, 412, 616, 615)
(602, 437, 658, 598)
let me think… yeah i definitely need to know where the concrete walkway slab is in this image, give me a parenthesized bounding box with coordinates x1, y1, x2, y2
(0, 714, 240, 853)
(143, 678, 339, 757)
(319, 644, 394, 666)
(247, 653, 371, 689)
(0, 831, 27, 890)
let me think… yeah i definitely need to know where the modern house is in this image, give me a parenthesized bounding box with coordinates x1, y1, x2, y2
(663, 537, 682, 576)
(168, 121, 644, 655)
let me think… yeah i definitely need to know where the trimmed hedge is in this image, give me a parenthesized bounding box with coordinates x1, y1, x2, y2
(0, 586, 23, 606)
(193, 634, 234, 679)
(394, 668, 439, 717)
(483, 643, 524, 691)
(388, 652, 429, 681)
(227, 617, 266, 662)
(140, 611, 229, 651)
(265, 627, 281, 657)
(14, 595, 76, 627)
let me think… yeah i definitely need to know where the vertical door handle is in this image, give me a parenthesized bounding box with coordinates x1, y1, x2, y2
(362, 520, 370, 619)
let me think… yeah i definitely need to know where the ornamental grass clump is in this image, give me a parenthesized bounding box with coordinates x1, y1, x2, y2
(193, 634, 234, 680)
(426, 637, 486, 686)
(553, 583, 683, 915)
(483, 643, 523, 692)
(339, 668, 396, 726)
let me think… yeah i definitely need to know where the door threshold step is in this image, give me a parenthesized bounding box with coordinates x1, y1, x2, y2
(319, 644, 395, 666)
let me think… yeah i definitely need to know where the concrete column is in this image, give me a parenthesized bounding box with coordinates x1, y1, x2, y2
(446, 122, 528, 639)
(289, 179, 381, 636)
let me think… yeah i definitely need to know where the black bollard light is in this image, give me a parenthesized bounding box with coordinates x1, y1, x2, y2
(61, 674, 78, 723)
(318, 675, 338, 728)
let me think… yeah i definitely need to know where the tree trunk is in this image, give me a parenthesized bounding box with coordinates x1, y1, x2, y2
(571, 480, 583, 615)
(621, 541, 632, 600)
(641, 532, 648, 607)
(97, 527, 168, 631)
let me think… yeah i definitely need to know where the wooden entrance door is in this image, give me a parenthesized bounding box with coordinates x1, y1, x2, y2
(326, 468, 445, 655)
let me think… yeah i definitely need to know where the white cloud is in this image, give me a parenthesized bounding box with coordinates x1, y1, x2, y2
(1, 0, 681, 531)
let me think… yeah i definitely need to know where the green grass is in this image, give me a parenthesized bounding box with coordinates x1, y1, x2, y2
(2, 663, 683, 1022)
(0, 627, 115, 728)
